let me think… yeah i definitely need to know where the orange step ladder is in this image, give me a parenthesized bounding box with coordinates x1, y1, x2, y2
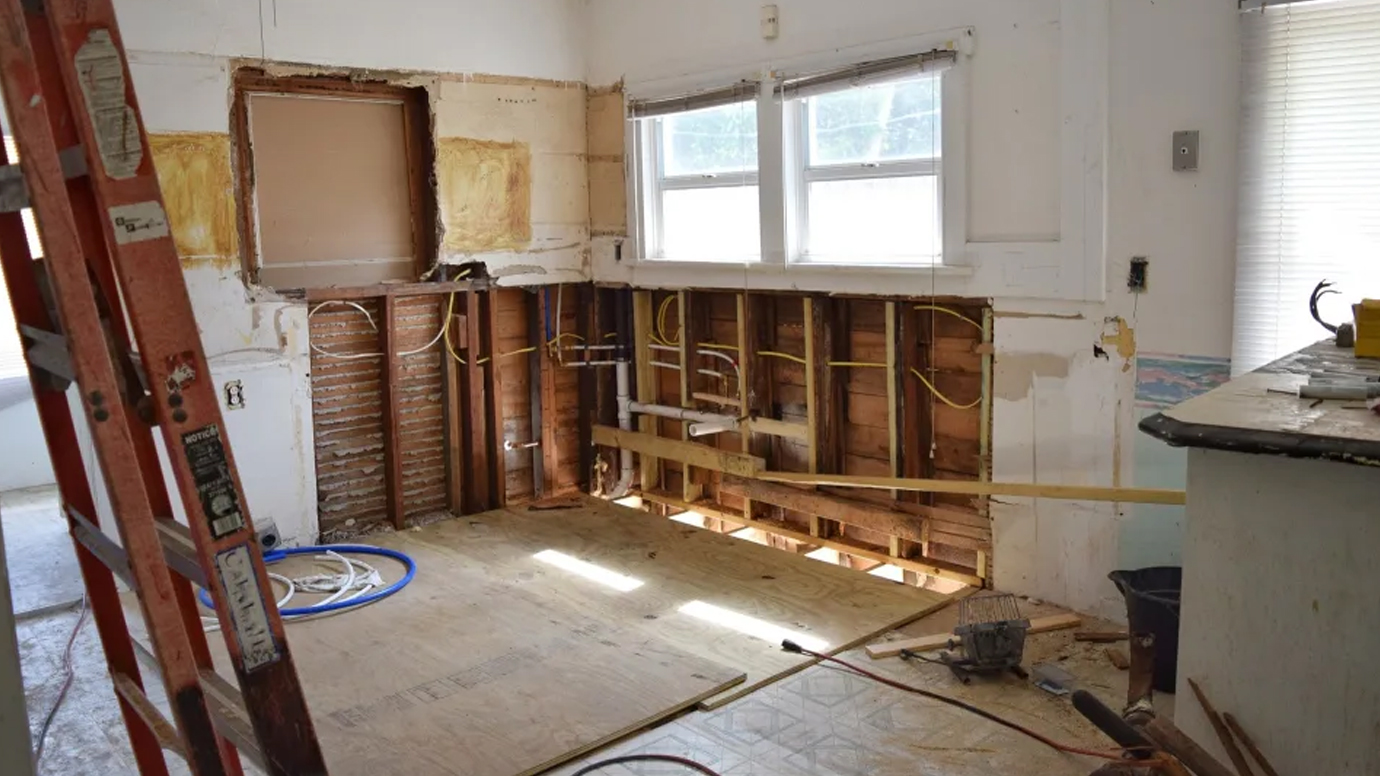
(0, 0, 328, 773)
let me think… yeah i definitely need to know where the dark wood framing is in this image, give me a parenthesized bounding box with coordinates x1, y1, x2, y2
(230, 68, 437, 290)
(619, 289, 993, 586)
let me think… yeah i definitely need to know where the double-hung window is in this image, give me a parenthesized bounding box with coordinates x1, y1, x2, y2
(632, 84, 760, 262)
(628, 45, 960, 268)
(785, 59, 947, 264)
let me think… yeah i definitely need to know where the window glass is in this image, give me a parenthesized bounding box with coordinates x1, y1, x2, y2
(662, 186, 761, 260)
(806, 177, 939, 261)
(806, 75, 940, 166)
(661, 102, 758, 177)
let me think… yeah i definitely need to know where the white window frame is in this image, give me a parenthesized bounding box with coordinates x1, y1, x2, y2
(627, 34, 970, 271)
(634, 104, 762, 263)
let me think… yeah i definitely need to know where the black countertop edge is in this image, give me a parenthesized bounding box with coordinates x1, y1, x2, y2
(1138, 412, 1380, 469)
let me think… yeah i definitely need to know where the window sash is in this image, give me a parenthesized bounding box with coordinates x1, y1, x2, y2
(791, 93, 943, 264)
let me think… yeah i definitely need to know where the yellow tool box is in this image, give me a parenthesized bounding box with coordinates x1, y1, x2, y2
(1355, 300, 1380, 358)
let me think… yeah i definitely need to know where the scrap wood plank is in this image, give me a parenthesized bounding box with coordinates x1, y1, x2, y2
(592, 425, 764, 478)
(865, 613, 1083, 659)
(720, 475, 926, 544)
(760, 471, 1187, 506)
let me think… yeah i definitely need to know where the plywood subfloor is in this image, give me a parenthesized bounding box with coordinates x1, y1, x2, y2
(388, 497, 954, 709)
(126, 497, 953, 775)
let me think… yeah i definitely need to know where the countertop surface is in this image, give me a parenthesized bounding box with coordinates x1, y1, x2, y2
(1139, 340, 1380, 467)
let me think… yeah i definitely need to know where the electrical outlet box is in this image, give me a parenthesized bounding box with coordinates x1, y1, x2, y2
(761, 4, 779, 39)
(1128, 257, 1149, 292)
(1173, 130, 1199, 172)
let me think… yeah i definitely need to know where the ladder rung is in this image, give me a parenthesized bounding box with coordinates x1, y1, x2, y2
(129, 637, 267, 772)
(0, 145, 88, 213)
(18, 324, 74, 386)
(67, 506, 208, 590)
(110, 672, 186, 760)
(154, 519, 207, 588)
(198, 670, 267, 772)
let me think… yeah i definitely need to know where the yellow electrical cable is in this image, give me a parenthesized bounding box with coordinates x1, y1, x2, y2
(697, 342, 740, 352)
(548, 332, 585, 346)
(910, 367, 981, 410)
(656, 295, 681, 346)
(442, 292, 465, 365)
(914, 304, 984, 332)
(759, 350, 807, 365)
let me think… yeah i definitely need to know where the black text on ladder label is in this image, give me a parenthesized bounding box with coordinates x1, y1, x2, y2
(108, 201, 170, 245)
(215, 545, 281, 672)
(181, 424, 247, 539)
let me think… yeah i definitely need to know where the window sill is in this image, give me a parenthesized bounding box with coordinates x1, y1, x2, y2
(633, 257, 974, 278)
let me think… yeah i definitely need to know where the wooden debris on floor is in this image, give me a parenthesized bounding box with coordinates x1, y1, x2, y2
(1076, 630, 1130, 643)
(866, 612, 1082, 659)
(1106, 647, 1131, 670)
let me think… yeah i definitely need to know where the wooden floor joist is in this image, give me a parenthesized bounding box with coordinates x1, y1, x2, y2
(758, 471, 1187, 506)
(719, 475, 927, 545)
(640, 490, 983, 587)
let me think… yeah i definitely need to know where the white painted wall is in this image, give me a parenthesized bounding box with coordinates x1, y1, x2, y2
(1177, 449, 1380, 774)
(586, 0, 1240, 617)
(0, 392, 55, 493)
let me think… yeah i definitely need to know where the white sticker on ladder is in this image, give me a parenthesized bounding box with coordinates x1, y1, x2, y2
(108, 201, 169, 245)
(73, 29, 142, 180)
(214, 545, 281, 672)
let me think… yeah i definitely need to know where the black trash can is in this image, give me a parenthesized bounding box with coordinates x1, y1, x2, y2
(1108, 566, 1181, 693)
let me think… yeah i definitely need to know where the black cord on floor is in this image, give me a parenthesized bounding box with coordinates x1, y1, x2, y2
(571, 754, 725, 776)
(32, 595, 88, 769)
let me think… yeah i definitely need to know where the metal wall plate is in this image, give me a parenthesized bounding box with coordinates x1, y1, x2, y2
(1173, 130, 1199, 172)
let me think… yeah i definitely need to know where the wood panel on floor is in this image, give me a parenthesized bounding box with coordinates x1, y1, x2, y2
(419, 496, 955, 709)
(124, 537, 743, 775)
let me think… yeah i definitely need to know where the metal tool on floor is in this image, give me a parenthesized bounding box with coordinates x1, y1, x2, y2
(918, 593, 1030, 684)
(0, 2, 326, 774)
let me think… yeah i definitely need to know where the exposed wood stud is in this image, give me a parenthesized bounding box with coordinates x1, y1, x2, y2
(575, 284, 597, 493)
(898, 304, 927, 557)
(678, 291, 705, 508)
(804, 296, 840, 539)
(441, 293, 463, 513)
(632, 291, 659, 491)
(483, 289, 506, 507)
(380, 295, 405, 529)
(529, 290, 550, 497)
(460, 290, 490, 513)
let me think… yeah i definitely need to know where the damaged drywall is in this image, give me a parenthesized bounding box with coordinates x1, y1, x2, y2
(149, 132, 238, 267)
(437, 137, 534, 253)
(993, 352, 1072, 401)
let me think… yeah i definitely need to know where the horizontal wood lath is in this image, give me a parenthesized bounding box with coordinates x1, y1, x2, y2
(395, 295, 447, 519)
(311, 299, 387, 531)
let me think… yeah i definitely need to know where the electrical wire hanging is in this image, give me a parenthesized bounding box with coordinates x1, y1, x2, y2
(31, 596, 88, 769)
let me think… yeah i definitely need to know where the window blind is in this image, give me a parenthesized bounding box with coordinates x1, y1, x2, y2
(627, 81, 759, 119)
(776, 49, 957, 101)
(1234, 0, 1380, 373)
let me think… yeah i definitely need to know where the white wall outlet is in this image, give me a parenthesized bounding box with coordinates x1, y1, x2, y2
(761, 4, 779, 40)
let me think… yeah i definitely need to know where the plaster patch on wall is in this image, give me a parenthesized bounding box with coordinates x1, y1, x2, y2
(993, 353, 1071, 401)
(149, 132, 238, 268)
(1101, 317, 1137, 373)
(437, 137, 533, 254)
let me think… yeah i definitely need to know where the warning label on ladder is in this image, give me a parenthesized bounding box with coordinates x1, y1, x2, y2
(215, 545, 282, 672)
(73, 28, 142, 179)
(181, 424, 248, 539)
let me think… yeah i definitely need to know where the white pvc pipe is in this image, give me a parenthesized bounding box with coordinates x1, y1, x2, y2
(629, 401, 738, 427)
(611, 360, 635, 498)
(689, 417, 739, 437)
